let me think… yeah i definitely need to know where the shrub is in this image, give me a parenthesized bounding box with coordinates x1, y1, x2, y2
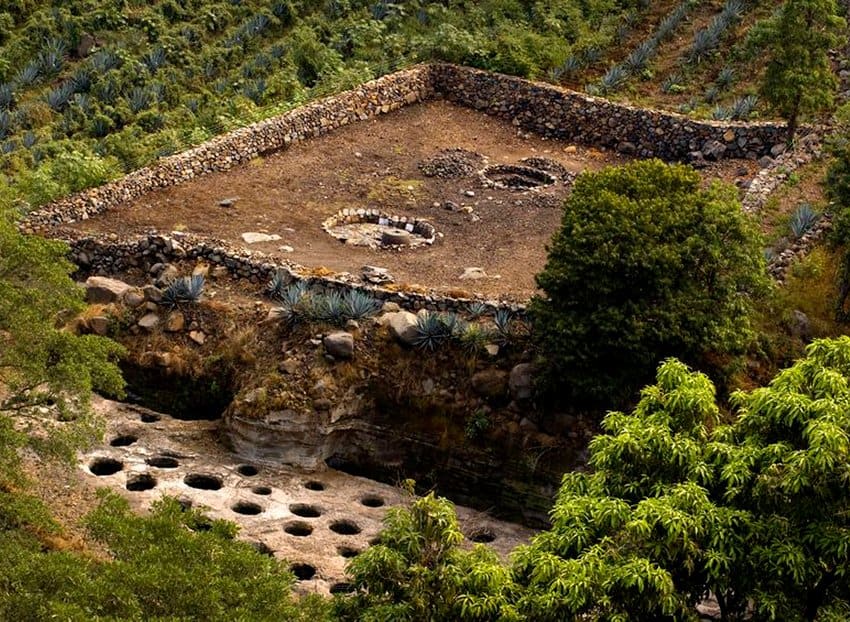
(530, 159, 768, 405)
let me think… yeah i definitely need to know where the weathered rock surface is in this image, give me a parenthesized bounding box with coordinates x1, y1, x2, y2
(386, 311, 419, 346)
(85, 276, 131, 304)
(323, 332, 355, 359)
(137, 313, 160, 331)
(471, 369, 509, 399)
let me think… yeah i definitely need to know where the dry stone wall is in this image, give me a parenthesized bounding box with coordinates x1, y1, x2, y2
(25, 63, 810, 307)
(431, 63, 796, 161)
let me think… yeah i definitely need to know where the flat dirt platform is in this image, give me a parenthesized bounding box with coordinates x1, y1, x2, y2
(71, 101, 757, 300)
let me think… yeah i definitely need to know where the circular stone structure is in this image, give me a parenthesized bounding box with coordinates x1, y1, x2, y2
(322, 208, 437, 250)
(418, 148, 485, 178)
(479, 164, 557, 191)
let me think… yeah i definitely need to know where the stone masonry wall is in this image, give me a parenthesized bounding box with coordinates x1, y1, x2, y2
(432, 64, 796, 161)
(25, 63, 811, 309)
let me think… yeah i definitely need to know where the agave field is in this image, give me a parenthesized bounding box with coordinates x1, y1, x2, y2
(0, 0, 667, 211)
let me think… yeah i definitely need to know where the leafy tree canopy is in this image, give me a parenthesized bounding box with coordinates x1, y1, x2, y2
(530, 159, 768, 405)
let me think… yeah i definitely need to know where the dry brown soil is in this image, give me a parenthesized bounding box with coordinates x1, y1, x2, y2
(72, 100, 757, 300)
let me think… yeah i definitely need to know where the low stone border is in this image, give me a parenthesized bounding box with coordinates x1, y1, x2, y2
(479, 164, 557, 191)
(767, 216, 834, 284)
(742, 133, 822, 215)
(321, 208, 437, 247)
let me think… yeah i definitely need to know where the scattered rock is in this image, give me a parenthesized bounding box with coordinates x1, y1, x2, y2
(789, 310, 812, 341)
(211, 266, 229, 279)
(85, 276, 131, 304)
(165, 311, 185, 332)
(89, 316, 110, 336)
(143, 285, 163, 303)
(471, 369, 509, 399)
(770, 143, 787, 157)
(218, 197, 239, 208)
(509, 363, 534, 400)
(155, 264, 180, 288)
(281, 358, 300, 375)
(443, 201, 460, 211)
(323, 332, 355, 359)
(362, 265, 394, 285)
(241, 232, 282, 244)
(192, 263, 210, 278)
(313, 398, 333, 411)
(422, 378, 435, 395)
(758, 155, 774, 169)
(485, 344, 499, 357)
(189, 330, 206, 345)
(459, 267, 488, 280)
(464, 190, 475, 197)
(278, 245, 295, 253)
(418, 148, 484, 178)
(123, 289, 145, 309)
(138, 313, 160, 331)
(381, 302, 400, 313)
(702, 140, 727, 161)
(386, 311, 419, 346)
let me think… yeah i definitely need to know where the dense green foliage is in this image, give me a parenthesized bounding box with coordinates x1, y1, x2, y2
(0, 0, 647, 209)
(1, 491, 330, 621)
(753, 0, 845, 139)
(341, 341, 850, 620)
(530, 159, 768, 405)
(337, 490, 518, 621)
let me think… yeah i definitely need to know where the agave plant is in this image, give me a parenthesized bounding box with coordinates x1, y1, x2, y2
(1, 140, 15, 154)
(599, 65, 629, 93)
(343, 290, 381, 320)
(731, 94, 758, 120)
(467, 301, 488, 319)
(91, 49, 122, 73)
(94, 80, 118, 105)
(0, 111, 10, 139)
(38, 50, 64, 77)
(161, 275, 205, 307)
(459, 322, 490, 355)
(127, 87, 152, 113)
(243, 79, 267, 105)
(703, 85, 719, 103)
(715, 66, 736, 89)
(662, 73, 684, 94)
(493, 309, 514, 341)
(560, 55, 583, 76)
(245, 13, 271, 36)
(688, 28, 721, 64)
(625, 40, 656, 73)
(790, 203, 819, 239)
(722, 0, 746, 21)
(711, 105, 732, 120)
(21, 131, 37, 149)
(15, 61, 41, 87)
(267, 270, 291, 300)
(312, 291, 347, 324)
(46, 82, 75, 111)
(582, 46, 602, 64)
(0, 83, 13, 110)
(412, 312, 451, 351)
(71, 69, 93, 94)
(144, 47, 167, 74)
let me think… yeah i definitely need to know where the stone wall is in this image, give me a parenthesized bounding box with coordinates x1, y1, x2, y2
(432, 63, 797, 161)
(25, 63, 810, 308)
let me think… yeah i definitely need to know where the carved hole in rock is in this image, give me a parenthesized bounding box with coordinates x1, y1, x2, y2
(119, 362, 235, 421)
(236, 464, 259, 476)
(145, 456, 179, 468)
(284, 521, 313, 537)
(232, 501, 263, 515)
(89, 457, 123, 476)
(126, 473, 157, 492)
(303, 480, 325, 491)
(139, 412, 161, 423)
(468, 529, 497, 543)
(291, 563, 317, 581)
(360, 494, 385, 508)
(330, 520, 362, 536)
(251, 541, 274, 557)
(330, 583, 354, 594)
(184, 473, 223, 490)
(251, 486, 272, 496)
(109, 434, 138, 447)
(289, 503, 322, 518)
(337, 546, 361, 558)
(323, 210, 436, 249)
(480, 164, 555, 190)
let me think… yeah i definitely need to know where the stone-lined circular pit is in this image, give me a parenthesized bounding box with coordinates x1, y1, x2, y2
(322, 209, 437, 250)
(479, 164, 556, 191)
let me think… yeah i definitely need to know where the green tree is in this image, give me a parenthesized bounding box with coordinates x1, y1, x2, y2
(336, 489, 519, 621)
(755, 0, 846, 141)
(0, 491, 331, 621)
(530, 159, 768, 406)
(513, 338, 850, 621)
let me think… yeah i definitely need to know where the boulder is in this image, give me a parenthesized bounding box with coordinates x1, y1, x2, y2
(386, 311, 419, 346)
(88, 316, 109, 336)
(138, 313, 160, 331)
(165, 311, 185, 332)
(241, 232, 281, 244)
(323, 332, 355, 359)
(471, 369, 509, 399)
(143, 285, 163, 303)
(85, 276, 131, 304)
(509, 363, 535, 400)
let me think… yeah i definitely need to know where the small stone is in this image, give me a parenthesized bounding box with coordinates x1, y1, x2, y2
(281, 358, 300, 375)
(211, 266, 229, 279)
(387, 311, 419, 346)
(422, 378, 435, 395)
(443, 201, 460, 211)
(241, 232, 282, 244)
(363, 265, 394, 284)
(471, 369, 509, 399)
(218, 197, 239, 207)
(278, 245, 295, 253)
(382, 302, 401, 313)
(345, 319, 360, 331)
(192, 263, 210, 278)
(758, 155, 774, 169)
(89, 316, 109, 336)
(189, 330, 206, 345)
(165, 311, 185, 332)
(770, 143, 787, 157)
(323, 332, 355, 359)
(485, 344, 499, 357)
(138, 313, 160, 331)
(464, 190, 475, 197)
(123, 289, 145, 308)
(313, 398, 333, 411)
(460, 267, 488, 280)
(85, 276, 131, 304)
(509, 363, 535, 400)
(155, 264, 179, 288)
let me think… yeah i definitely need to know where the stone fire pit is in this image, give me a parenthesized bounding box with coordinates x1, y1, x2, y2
(322, 209, 437, 250)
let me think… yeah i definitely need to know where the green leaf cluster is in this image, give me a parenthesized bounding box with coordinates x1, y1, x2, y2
(530, 158, 769, 405)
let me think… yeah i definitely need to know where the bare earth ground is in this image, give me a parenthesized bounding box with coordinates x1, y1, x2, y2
(71, 100, 758, 300)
